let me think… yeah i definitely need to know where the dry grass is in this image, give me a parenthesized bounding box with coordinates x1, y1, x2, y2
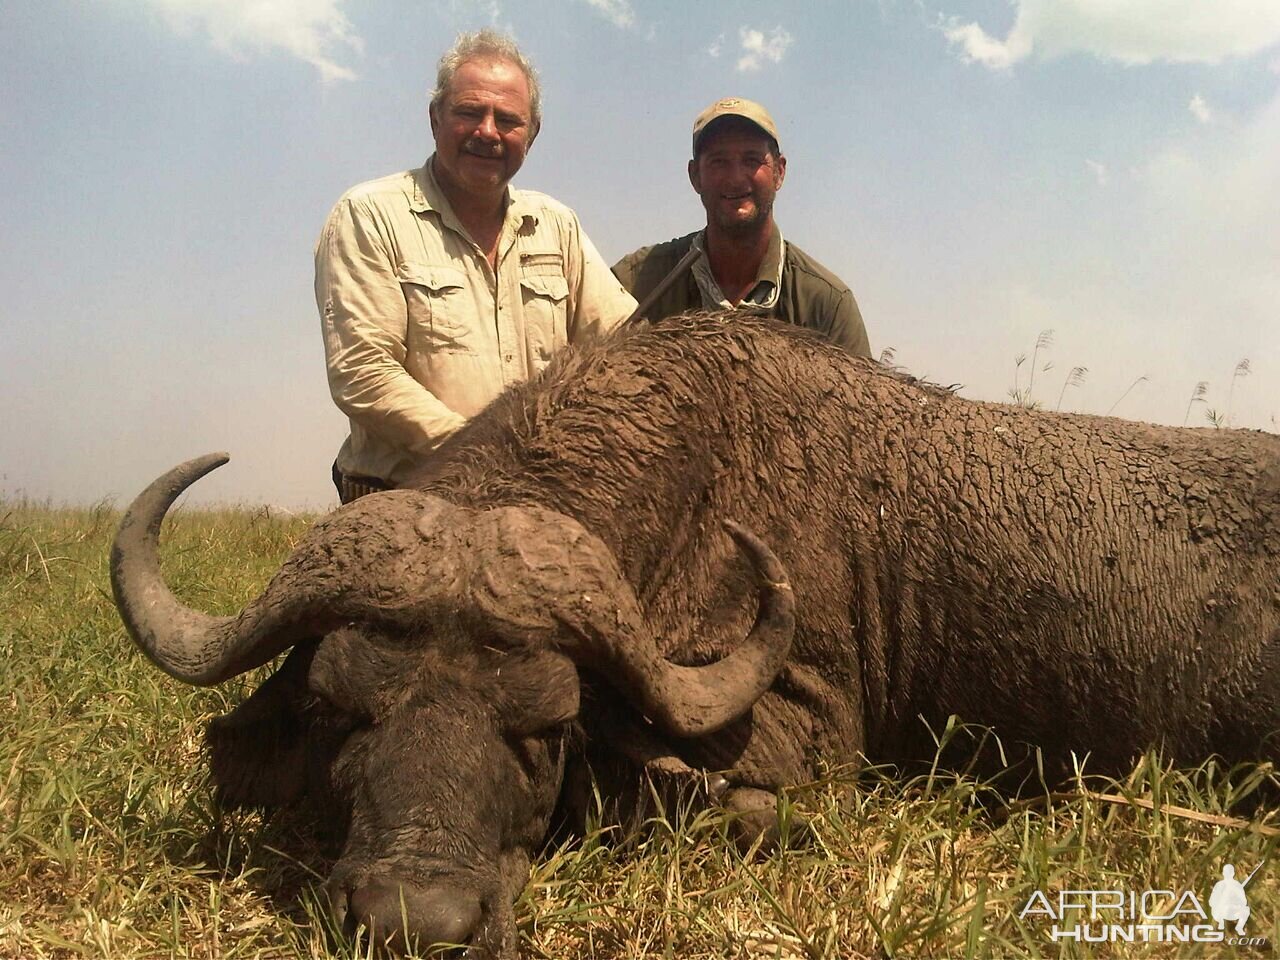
(3, 500, 1278, 958)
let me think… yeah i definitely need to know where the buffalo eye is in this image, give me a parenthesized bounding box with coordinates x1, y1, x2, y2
(497, 651, 581, 738)
(308, 625, 412, 720)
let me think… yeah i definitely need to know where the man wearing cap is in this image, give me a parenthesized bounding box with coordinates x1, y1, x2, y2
(613, 98, 870, 356)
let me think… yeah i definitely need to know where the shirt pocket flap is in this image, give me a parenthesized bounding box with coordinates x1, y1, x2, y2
(520, 274, 569, 302)
(399, 262, 466, 293)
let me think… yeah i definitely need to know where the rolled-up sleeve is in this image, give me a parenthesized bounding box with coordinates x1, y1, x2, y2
(315, 198, 467, 455)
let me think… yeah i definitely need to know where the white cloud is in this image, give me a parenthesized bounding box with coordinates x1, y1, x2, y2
(736, 26, 794, 72)
(1085, 159, 1109, 186)
(941, 18, 1030, 69)
(145, 0, 363, 82)
(1188, 94, 1213, 123)
(708, 32, 725, 58)
(940, 0, 1280, 70)
(581, 0, 634, 29)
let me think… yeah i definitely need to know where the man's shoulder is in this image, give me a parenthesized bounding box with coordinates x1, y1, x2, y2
(613, 231, 699, 283)
(334, 168, 420, 208)
(779, 238, 870, 356)
(630, 234, 696, 263)
(784, 240, 853, 298)
(510, 187, 580, 223)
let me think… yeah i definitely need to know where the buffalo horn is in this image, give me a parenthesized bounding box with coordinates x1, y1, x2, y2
(432, 505, 796, 738)
(110, 455, 456, 685)
(564, 520, 795, 738)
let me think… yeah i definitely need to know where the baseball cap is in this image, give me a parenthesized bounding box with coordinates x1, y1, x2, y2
(691, 97, 780, 156)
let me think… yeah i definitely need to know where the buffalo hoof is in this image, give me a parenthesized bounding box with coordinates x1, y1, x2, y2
(341, 879, 482, 955)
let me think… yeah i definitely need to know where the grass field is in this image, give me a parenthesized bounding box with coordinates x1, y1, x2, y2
(3, 500, 1278, 958)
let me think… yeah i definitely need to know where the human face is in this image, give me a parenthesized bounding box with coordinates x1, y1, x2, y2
(430, 57, 538, 203)
(688, 123, 786, 234)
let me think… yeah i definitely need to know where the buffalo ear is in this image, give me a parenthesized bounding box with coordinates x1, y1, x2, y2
(499, 651, 581, 739)
(206, 643, 316, 808)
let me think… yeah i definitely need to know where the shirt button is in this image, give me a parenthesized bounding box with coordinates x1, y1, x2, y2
(505, 354, 513, 362)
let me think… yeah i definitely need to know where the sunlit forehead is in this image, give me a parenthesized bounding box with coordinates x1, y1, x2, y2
(705, 149, 772, 166)
(443, 58, 532, 121)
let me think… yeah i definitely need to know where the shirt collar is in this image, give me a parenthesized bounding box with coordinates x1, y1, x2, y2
(411, 156, 539, 232)
(690, 225, 786, 311)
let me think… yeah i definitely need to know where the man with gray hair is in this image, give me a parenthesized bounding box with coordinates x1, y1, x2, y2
(317, 30, 636, 503)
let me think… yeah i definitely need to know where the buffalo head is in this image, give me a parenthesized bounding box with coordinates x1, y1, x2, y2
(111, 454, 794, 955)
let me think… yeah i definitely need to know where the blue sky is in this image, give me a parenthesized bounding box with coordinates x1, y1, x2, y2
(2, 0, 1277, 507)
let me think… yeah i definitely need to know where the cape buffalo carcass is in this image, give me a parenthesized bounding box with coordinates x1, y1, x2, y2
(112, 312, 1280, 957)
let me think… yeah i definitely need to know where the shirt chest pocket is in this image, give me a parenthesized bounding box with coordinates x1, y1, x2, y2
(519, 270, 569, 361)
(398, 262, 474, 353)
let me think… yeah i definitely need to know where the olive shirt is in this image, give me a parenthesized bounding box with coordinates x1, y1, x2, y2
(316, 158, 637, 484)
(612, 229, 871, 357)
(688, 226, 785, 312)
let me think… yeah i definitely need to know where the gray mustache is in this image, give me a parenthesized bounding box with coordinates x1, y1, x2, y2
(464, 140, 503, 157)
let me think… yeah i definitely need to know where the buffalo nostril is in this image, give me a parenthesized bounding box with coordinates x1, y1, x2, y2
(349, 880, 482, 953)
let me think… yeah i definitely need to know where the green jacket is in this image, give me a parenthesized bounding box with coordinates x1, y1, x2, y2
(612, 231, 871, 357)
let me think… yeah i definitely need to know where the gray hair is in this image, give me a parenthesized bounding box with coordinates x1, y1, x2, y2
(429, 30, 542, 131)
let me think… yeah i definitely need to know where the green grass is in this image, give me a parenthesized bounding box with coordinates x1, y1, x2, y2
(3, 501, 1278, 958)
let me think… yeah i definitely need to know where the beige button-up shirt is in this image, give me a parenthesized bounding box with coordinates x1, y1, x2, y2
(316, 158, 637, 484)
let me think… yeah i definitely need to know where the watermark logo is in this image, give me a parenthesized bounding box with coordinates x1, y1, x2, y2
(1019, 860, 1266, 946)
(1210, 863, 1256, 935)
